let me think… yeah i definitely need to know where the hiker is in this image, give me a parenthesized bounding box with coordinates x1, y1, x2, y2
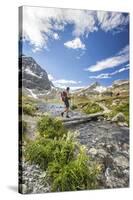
(61, 87, 71, 118)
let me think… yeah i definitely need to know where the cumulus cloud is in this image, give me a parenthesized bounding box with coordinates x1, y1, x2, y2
(22, 7, 96, 51)
(22, 6, 129, 51)
(64, 38, 85, 49)
(89, 64, 129, 79)
(52, 33, 60, 40)
(85, 45, 129, 72)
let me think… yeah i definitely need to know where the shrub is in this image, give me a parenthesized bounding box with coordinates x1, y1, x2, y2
(25, 138, 56, 170)
(48, 147, 101, 191)
(52, 136, 78, 166)
(71, 104, 78, 110)
(25, 135, 76, 170)
(21, 95, 37, 116)
(25, 134, 78, 170)
(23, 103, 36, 116)
(83, 102, 103, 114)
(37, 116, 67, 139)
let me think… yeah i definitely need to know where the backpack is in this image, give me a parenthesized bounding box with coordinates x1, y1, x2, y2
(61, 91, 67, 102)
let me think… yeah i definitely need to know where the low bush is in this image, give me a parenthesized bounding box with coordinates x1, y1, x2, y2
(25, 133, 78, 170)
(83, 102, 103, 114)
(21, 95, 37, 116)
(23, 103, 36, 116)
(37, 116, 67, 139)
(71, 104, 78, 110)
(48, 147, 101, 191)
(25, 138, 56, 170)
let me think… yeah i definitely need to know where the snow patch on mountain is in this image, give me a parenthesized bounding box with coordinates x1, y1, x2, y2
(26, 88, 38, 99)
(25, 68, 42, 79)
(94, 86, 107, 93)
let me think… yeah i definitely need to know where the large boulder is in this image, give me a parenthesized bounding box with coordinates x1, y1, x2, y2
(112, 112, 126, 122)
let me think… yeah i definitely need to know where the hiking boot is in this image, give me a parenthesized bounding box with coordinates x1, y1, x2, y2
(61, 112, 64, 117)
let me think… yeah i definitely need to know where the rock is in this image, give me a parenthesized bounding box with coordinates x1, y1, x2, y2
(105, 176, 128, 188)
(20, 162, 50, 194)
(106, 144, 119, 153)
(97, 149, 107, 158)
(40, 171, 46, 178)
(112, 112, 126, 122)
(21, 184, 27, 194)
(118, 122, 128, 127)
(88, 148, 97, 156)
(114, 155, 129, 169)
(122, 143, 129, 151)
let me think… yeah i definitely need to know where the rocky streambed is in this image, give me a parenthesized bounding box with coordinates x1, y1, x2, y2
(70, 120, 129, 188)
(20, 103, 129, 193)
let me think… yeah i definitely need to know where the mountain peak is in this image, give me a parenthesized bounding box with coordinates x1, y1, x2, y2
(89, 81, 101, 89)
(21, 56, 53, 91)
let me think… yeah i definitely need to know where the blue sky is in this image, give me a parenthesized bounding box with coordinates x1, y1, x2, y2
(21, 7, 129, 89)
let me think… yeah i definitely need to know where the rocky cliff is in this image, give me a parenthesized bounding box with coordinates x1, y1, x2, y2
(21, 56, 52, 91)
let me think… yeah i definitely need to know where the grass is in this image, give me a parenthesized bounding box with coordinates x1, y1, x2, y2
(83, 102, 103, 114)
(37, 115, 67, 139)
(109, 102, 129, 125)
(23, 104, 36, 116)
(102, 96, 129, 125)
(94, 94, 129, 125)
(72, 95, 90, 106)
(21, 95, 37, 116)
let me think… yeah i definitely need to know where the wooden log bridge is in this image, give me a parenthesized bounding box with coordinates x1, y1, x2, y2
(62, 112, 104, 127)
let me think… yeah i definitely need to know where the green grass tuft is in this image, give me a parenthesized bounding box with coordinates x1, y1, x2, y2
(83, 102, 103, 114)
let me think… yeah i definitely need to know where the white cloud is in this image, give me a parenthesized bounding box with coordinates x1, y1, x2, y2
(52, 33, 60, 40)
(48, 75, 82, 88)
(22, 7, 129, 51)
(53, 79, 81, 84)
(53, 79, 82, 89)
(97, 11, 129, 32)
(64, 38, 85, 49)
(85, 45, 129, 72)
(118, 45, 129, 55)
(90, 74, 111, 79)
(89, 65, 129, 79)
(69, 86, 85, 91)
(23, 7, 96, 51)
(48, 74, 54, 81)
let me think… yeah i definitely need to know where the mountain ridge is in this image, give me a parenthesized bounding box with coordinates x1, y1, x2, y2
(21, 56, 129, 99)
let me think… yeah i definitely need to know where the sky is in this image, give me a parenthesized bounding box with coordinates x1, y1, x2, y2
(21, 6, 129, 90)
